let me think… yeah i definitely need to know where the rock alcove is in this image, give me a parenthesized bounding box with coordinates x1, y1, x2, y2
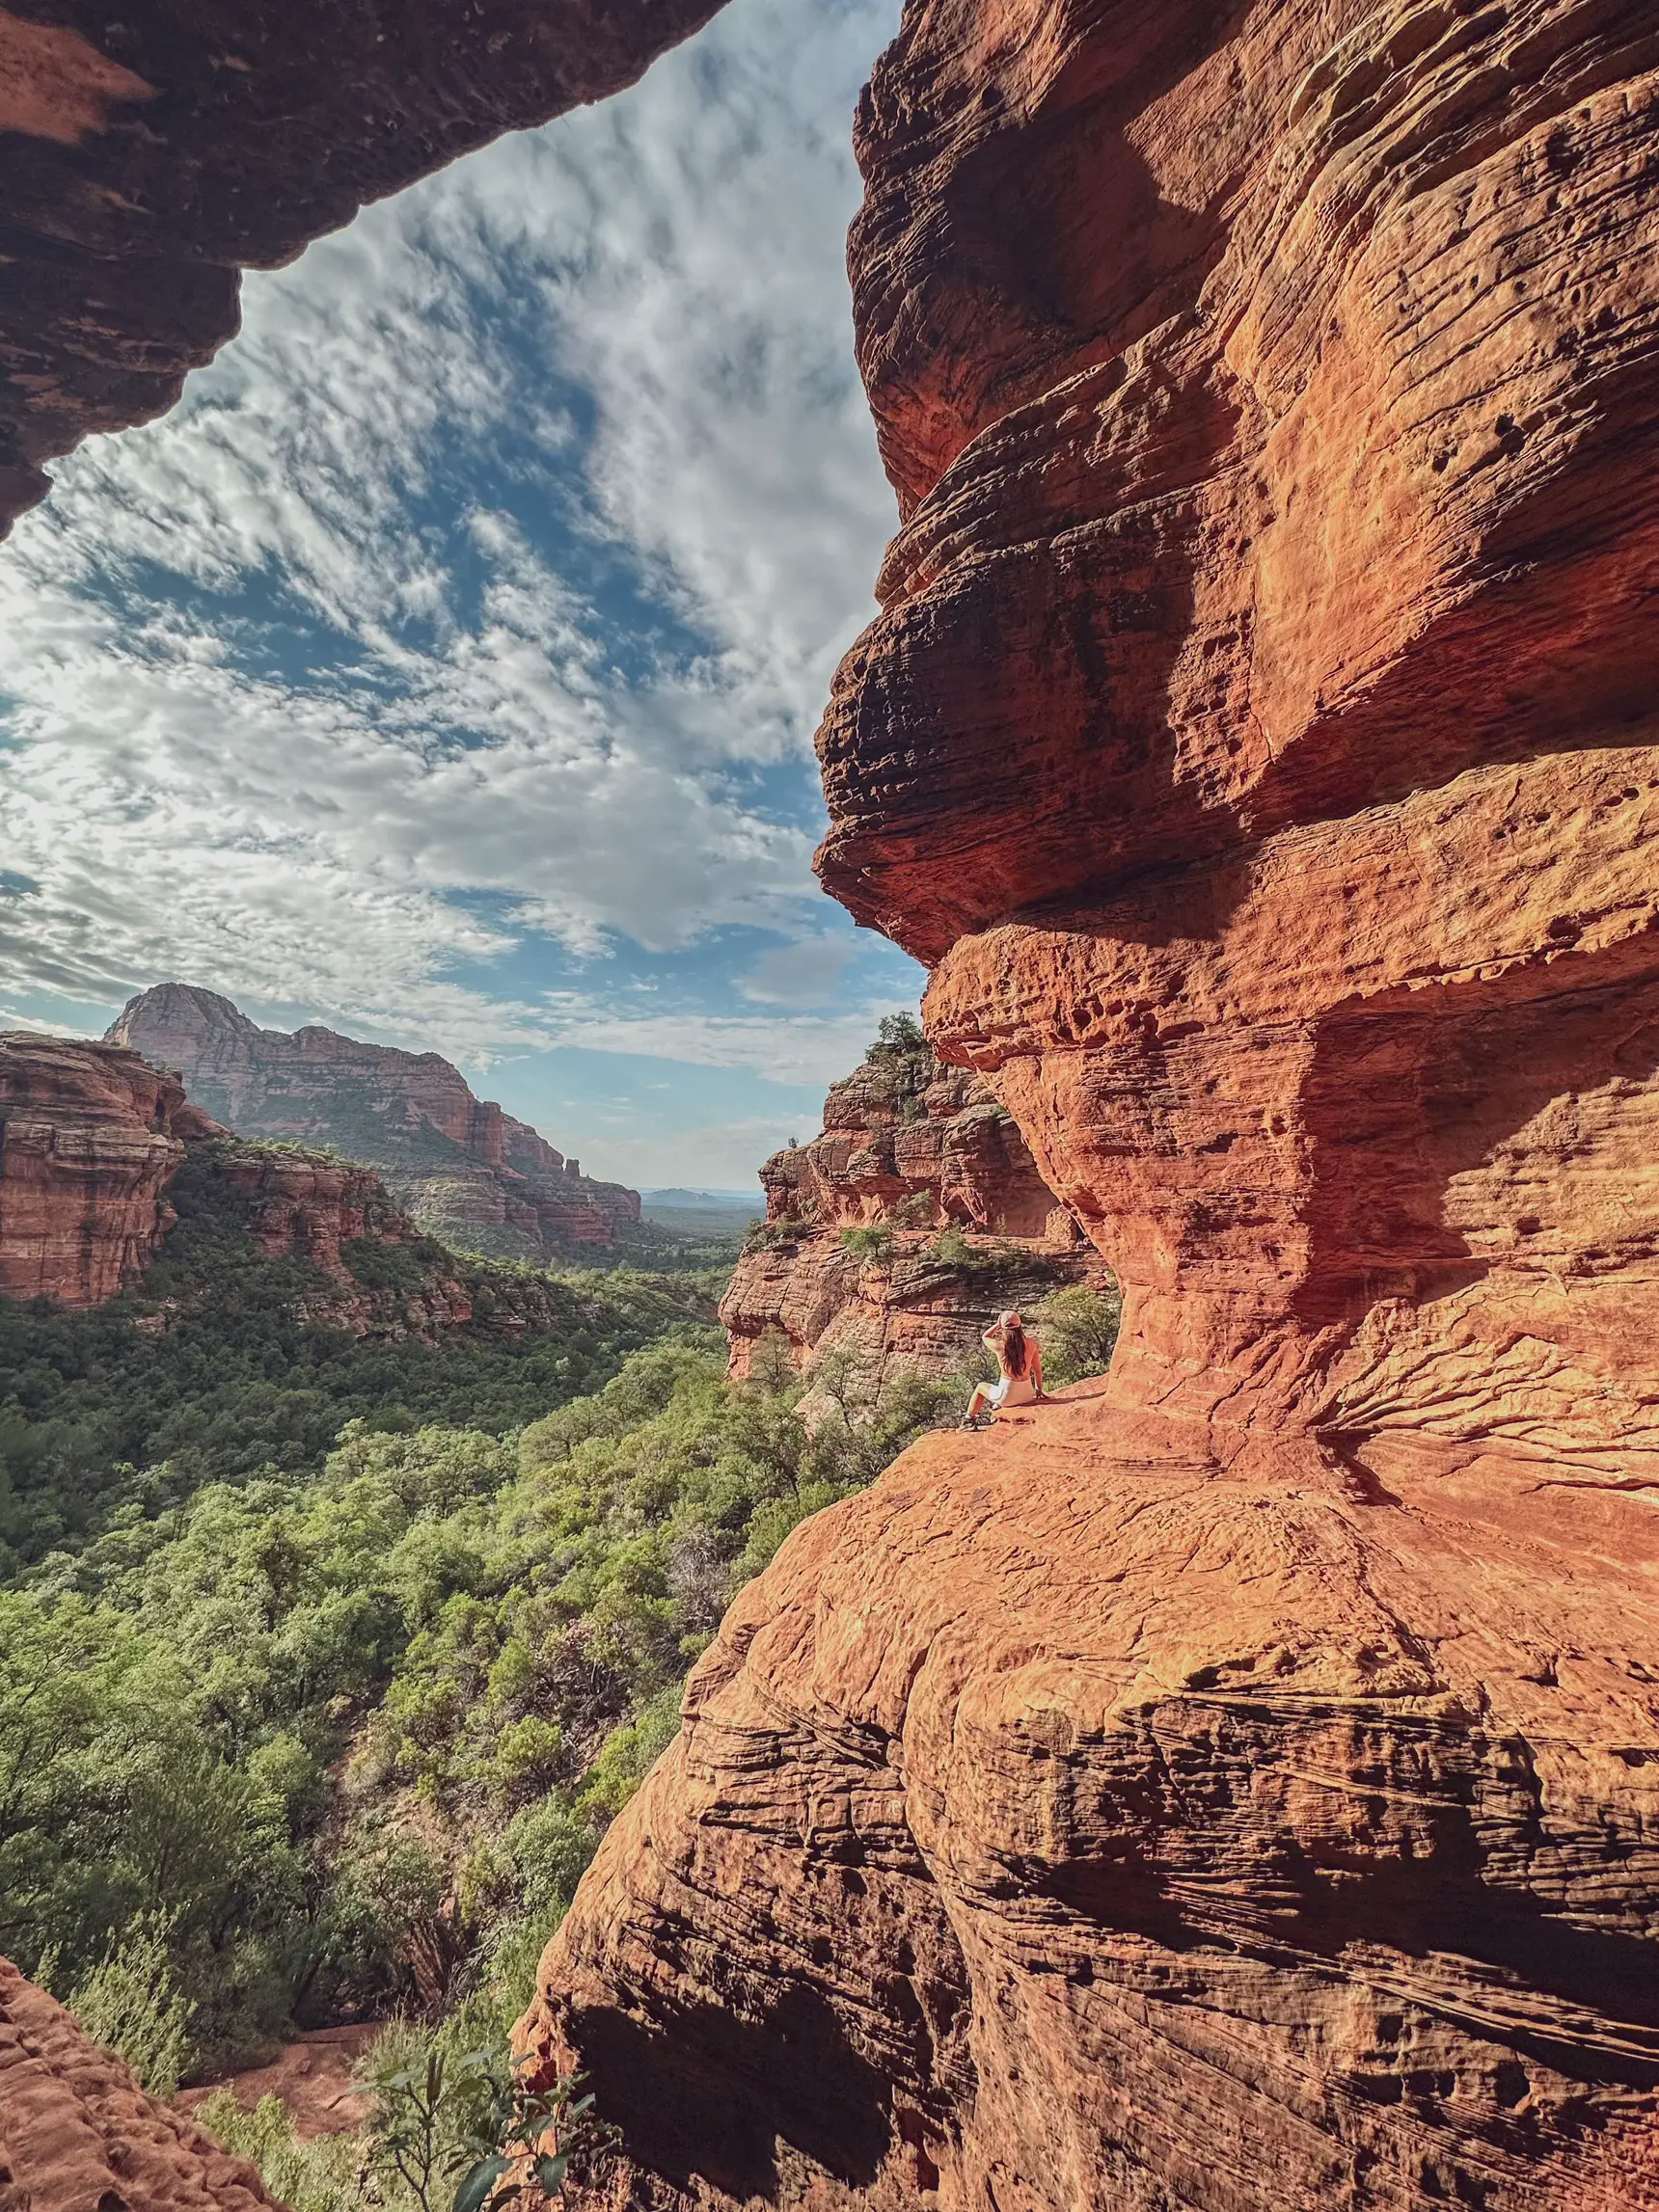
(4, 1, 1659, 2206)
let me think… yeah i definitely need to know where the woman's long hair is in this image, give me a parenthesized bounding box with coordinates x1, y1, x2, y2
(1002, 1319, 1028, 1377)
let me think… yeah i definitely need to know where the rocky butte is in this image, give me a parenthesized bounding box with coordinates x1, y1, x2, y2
(0, 1027, 580, 1340)
(109, 985, 639, 1259)
(0, 1032, 217, 1306)
(720, 1032, 1106, 1399)
(0, 0, 1656, 2207)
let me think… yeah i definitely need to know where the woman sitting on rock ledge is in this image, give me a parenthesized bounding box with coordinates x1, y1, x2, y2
(962, 1308, 1045, 1428)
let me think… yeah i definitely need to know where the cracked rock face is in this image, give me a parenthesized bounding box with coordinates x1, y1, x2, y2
(527, 1, 1659, 2203)
(0, 0, 724, 536)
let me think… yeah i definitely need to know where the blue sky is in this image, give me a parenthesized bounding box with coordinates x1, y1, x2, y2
(0, 0, 917, 1189)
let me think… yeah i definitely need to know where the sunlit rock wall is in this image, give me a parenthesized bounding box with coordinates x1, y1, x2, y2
(530, 5, 1659, 2206)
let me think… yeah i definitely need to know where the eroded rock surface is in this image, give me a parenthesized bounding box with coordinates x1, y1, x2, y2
(111, 985, 639, 1258)
(528, 1398, 1659, 2212)
(721, 1042, 1094, 1394)
(0, 0, 723, 536)
(0, 1031, 215, 1305)
(530, 0, 1659, 2203)
(0, 1956, 282, 2211)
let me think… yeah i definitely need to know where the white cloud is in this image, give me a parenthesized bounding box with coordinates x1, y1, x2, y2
(0, 0, 907, 1076)
(739, 934, 855, 1008)
(543, 1004, 908, 1087)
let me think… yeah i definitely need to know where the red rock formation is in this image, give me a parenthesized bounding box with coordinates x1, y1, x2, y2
(0, 1956, 282, 2211)
(529, 2, 1659, 2205)
(0, 1031, 218, 1307)
(109, 985, 639, 1257)
(0, 1027, 578, 1345)
(756, 1054, 1058, 1239)
(0, 0, 724, 538)
(207, 1146, 401, 1280)
(721, 1040, 1096, 1391)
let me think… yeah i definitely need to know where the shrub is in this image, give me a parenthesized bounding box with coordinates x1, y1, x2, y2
(195, 2092, 364, 2212)
(66, 1915, 195, 2095)
(864, 1012, 925, 1061)
(928, 1224, 973, 1269)
(839, 1226, 896, 1262)
(741, 1216, 806, 1253)
(1030, 1285, 1122, 1387)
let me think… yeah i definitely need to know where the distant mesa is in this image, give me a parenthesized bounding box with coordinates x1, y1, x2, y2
(107, 984, 639, 1260)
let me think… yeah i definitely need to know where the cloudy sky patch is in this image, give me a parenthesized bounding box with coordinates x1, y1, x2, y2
(0, 0, 914, 1187)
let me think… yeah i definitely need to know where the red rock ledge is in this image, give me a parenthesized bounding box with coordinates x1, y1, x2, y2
(0, 1957, 283, 2212)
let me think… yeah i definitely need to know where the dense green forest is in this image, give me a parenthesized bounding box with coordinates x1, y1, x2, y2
(0, 1115, 1118, 2209)
(0, 1145, 721, 1571)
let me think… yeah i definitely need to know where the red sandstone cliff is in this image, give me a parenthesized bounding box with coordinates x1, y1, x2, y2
(526, 2, 1659, 2205)
(0, 0, 724, 538)
(721, 1039, 1096, 1393)
(109, 985, 639, 1259)
(0, 1029, 564, 1341)
(0, 1032, 219, 1306)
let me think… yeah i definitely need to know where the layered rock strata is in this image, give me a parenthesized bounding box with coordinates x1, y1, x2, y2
(189, 1140, 500, 1342)
(0, 0, 723, 538)
(721, 1045, 1096, 1394)
(530, 0, 1659, 2204)
(0, 1956, 281, 2211)
(0, 1031, 217, 1305)
(110, 985, 639, 1258)
(208, 1146, 402, 1281)
(0, 1029, 568, 1341)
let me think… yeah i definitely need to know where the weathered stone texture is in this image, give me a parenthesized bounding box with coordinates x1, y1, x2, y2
(0, 0, 724, 537)
(528, 1397, 1659, 2212)
(0, 1956, 282, 2211)
(530, 0, 1659, 2204)
(0, 1031, 213, 1305)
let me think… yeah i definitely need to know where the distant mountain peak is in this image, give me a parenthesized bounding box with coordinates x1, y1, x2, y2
(108, 984, 639, 1259)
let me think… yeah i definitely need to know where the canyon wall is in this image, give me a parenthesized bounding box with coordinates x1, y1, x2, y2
(193, 1141, 511, 1342)
(0, 0, 723, 538)
(529, 2, 1659, 2206)
(721, 1039, 1100, 1395)
(110, 985, 639, 1258)
(0, 1031, 216, 1305)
